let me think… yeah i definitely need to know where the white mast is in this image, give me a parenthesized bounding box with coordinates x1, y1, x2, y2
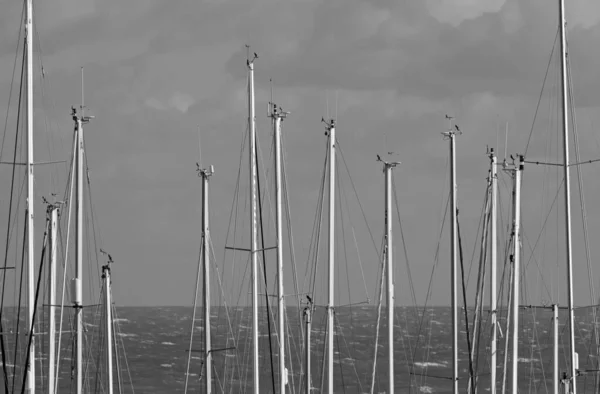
(247, 51, 260, 394)
(382, 158, 399, 393)
(325, 118, 336, 394)
(48, 205, 58, 394)
(73, 72, 92, 393)
(507, 155, 523, 394)
(74, 110, 84, 394)
(443, 116, 459, 394)
(271, 103, 289, 394)
(553, 304, 559, 394)
(559, 0, 577, 390)
(490, 148, 498, 394)
(26, 0, 35, 391)
(102, 257, 114, 394)
(200, 165, 214, 394)
(304, 306, 311, 394)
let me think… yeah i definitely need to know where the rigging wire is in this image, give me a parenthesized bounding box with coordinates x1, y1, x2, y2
(20, 217, 49, 394)
(566, 35, 600, 388)
(0, 26, 27, 391)
(369, 235, 386, 394)
(281, 130, 305, 372)
(303, 140, 328, 304)
(12, 211, 28, 392)
(456, 210, 475, 392)
(254, 132, 277, 393)
(184, 239, 203, 393)
(524, 27, 560, 157)
(209, 231, 241, 392)
(467, 177, 492, 394)
(0, 0, 25, 162)
(392, 176, 419, 315)
(53, 131, 77, 394)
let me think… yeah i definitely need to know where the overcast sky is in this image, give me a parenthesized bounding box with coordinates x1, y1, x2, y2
(1, 0, 600, 307)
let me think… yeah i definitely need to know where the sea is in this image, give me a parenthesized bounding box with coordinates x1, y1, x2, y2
(2, 305, 600, 393)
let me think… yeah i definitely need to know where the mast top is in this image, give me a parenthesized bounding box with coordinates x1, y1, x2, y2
(71, 106, 94, 124)
(43, 196, 65, 212)
(442, 114, 462, 139)
(376, 154, 400, 168)
(246, 45, 258, 68)
(196, 163, 215, 178)
(322, 117, 335, 136)
(269, 102, 290, 119)
(100, 249, 114, 275)
(502, 154, 525, 172)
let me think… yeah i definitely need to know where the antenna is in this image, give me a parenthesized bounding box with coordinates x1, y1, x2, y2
(197, 125, 202, 169)
(81, 67, 85, 117)
(76, 67, 94, 124)
(268, 78, 274, 116)
(495, 114, 499, 154)
(335, 90, 338, 123)
(245, 45, 258, 65)
(504, 121, 508, 161)
(442, 114, 461, 138)
(326, 91, 329, 120)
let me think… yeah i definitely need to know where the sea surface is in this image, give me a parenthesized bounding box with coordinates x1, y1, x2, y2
(2, 305, 600, 393)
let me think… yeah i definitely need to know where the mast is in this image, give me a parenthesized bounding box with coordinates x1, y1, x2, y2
(247, 51, 260, 394)
(72, 80, 92, 393)
(102, 257, 114, 394)
(325, 118, 336, 394)
(74, 110, 84, 394)
(201, 165, 214, 394)
(490, 148, 498, 394)
(559, 0, 577, 390)
(507, 155, 523, 394)
(304, 306, 311, 394)
(382, 158, 399, 393)
(443, 115, 460, 394)
(554, 304, 559, 394)
(271, 103, 289, 393)
(48, 205, 58, 394)
(26, 0, 35, 391)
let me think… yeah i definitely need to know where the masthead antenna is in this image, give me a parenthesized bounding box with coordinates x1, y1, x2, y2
(504, 121, 509, 162)
(81, 67, 85, 117)
(197, 125, 202, 169)
(245, 45, 258, 65)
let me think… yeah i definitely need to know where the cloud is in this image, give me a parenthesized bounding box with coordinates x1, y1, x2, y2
(144, 92, 196, 113)
(425, 0, 506, 27)
(3, 0, 600, 308)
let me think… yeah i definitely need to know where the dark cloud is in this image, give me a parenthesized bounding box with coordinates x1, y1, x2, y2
(1, 0, 599, 306)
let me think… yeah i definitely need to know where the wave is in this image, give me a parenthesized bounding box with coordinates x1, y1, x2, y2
(414, 361, 447, 368)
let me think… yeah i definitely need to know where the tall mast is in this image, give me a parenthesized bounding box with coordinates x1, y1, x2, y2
(443, 115, 460, 394)
(554, 304, 559, 394)
(74, 110, 84, 394)
(200, 165, 214, 394)
(507, 155, 523, 394)
(247, 50, 260, 394)
(48, 205, 59, 394)
(25, 0, 35, 391)
(271, 103, 289, 393)
(72, 74, 93, 393)
(489, 148, 498, 394)
(559, 0, 577, 390)
(102, 256, 114, 394)
(325, 118, 336, 394)
(381, 158, 399, 393)
(304, 306, 311, 394)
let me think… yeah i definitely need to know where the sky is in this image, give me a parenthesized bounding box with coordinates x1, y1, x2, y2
(1, 0, 600, 307)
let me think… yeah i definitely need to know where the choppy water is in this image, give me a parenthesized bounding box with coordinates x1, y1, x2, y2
(2, 306, 600, 393)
